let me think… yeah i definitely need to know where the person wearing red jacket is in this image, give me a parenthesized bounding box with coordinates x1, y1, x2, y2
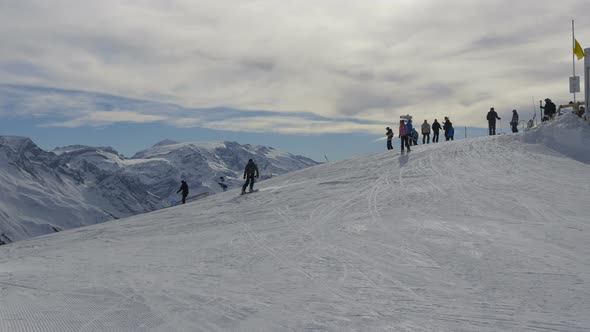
(398, 120, 411, 152)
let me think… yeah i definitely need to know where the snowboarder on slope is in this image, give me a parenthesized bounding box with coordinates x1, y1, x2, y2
(421, 120, 431, 144)
(432, 119, 442, 143)
(386, 127, 394, 150)
(242, 159, 259, 194)
(399, 120, 411, 152)
(486, 107, 501, 135)
(510, 109, 519, 133)
(176, 180, 189, 204)
(218, 176, 228, 191)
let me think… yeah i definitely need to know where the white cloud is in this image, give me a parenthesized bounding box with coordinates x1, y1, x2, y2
(1, 0, 589, 129)
(201, 116, 385, 135)
(40, 110, 167, 127)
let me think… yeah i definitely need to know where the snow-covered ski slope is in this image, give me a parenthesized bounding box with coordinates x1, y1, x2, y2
(1, 114, 589, 331)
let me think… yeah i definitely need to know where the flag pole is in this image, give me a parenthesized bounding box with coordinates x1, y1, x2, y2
(572, 19, 576, 103)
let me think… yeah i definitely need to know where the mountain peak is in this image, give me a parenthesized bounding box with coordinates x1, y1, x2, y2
(0, 136, 37, 152)
(51, 145, 120, 156)
(153, 139, 180, 147)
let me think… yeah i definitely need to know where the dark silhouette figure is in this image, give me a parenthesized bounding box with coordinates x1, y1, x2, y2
(486, 107, 501, 135)
(218, 176, 228, 191)
(510, 110, 519, 133)
(443, 117, 453, 141)
(242, 159, 260, 194)
(541, 98, 556, 121)
(386, 127, 394, 150)
(176, 180, 189, 204)
(432, 119, 441, 143)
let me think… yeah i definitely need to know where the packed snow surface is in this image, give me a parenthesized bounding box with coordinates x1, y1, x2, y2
(1, 114, 589, 331)
(0, 138, 317, 242)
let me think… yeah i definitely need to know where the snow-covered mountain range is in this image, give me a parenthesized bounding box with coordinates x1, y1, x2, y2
(0, 138, 318, 243)
(1, 114, 588, 331)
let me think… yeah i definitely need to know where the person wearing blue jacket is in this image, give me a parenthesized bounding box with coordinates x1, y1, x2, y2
(406, 119, 414, 134)
(443, 117, 454, 141)
(406, 119, 414, 146)
(411, 129, 419, 145)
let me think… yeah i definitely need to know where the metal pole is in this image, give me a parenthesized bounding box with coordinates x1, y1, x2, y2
(531, 96, 537, 125)
(573, 20, 576, 103)
(585, 47, 590, 124)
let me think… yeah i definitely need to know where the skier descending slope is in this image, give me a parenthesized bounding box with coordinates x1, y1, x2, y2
(241, 159, 259, 194)
(176, 180, 189, 204)
(218, 176, 228, 191)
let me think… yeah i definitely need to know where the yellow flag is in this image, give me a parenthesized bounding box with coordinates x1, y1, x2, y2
(574, 39, 585, 60)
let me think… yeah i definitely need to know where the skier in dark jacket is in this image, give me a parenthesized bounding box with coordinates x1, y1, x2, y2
(432, 119, 442, 143)
(443, 117, 453, 141)
(486, 107, 501, 135)
(510, 109, 519, 133)
(241, 159, 260, 194)
(176, 180, 189, 204)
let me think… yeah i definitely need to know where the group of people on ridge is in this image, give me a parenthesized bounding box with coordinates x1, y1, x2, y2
(386, 117, 454, 152)
(486, 107, 521, 135)
(175, 159, 260, 204)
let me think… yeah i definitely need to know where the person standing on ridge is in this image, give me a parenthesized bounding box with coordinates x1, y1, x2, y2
(540, 98, 556, 121)
(406, 119, 414, 146)
(421, 120, 431, 144)
(385, 127, 394, 150)
(486, 107, 501, 135)
(432, 119, 442, 143)
(399, 120, 411, 152)
(176, 180, 189, 204)
(241, 159, 259, 194)
(510, 109, 519, 133)
(443, 117, 453, 141)
(411, 128, 419, 146)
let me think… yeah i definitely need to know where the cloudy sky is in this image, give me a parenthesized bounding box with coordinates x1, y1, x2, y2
(1, 0, 589, 159)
